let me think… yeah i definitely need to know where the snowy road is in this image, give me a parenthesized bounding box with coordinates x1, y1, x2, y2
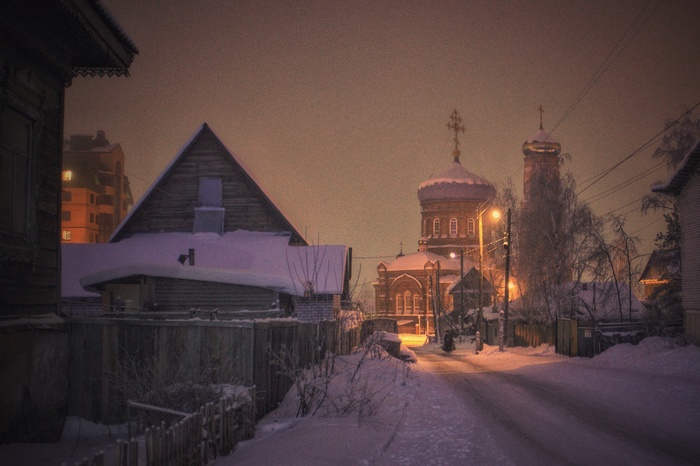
(410, 346, 700, 466)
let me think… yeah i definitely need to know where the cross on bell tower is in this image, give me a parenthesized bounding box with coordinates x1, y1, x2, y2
(447, 109, 465, 161)
(538, 104, 544, 130)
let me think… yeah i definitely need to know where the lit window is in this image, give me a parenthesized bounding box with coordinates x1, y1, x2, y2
(467, 218, 475, 235)
(404, 291, 412, 313)
(62, 170, 72, 181)
(433, 218, 440, 236)
(449, 218, 457, 236)
(62, 230, 72, 241)
(396, 294, 403, 314)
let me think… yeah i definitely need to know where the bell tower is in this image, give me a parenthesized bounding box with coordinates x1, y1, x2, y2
(522, 105, 561, 206)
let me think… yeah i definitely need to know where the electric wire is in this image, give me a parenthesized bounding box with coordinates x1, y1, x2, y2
(549, 0, 662, 136)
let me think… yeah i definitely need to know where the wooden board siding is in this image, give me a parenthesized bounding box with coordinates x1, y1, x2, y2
(0, 49, 64, 317)
(153, 277, 276, 312)
(680, 171, 700, 337)
(112, 126, 303, 243)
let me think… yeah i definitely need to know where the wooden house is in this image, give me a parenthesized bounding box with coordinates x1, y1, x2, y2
(639, 249, 679, 300)
(63, 124, 351, 320)
(110, 123, 305, 244)
(653, 139, 700, 341)
(0, 0, 137, 442)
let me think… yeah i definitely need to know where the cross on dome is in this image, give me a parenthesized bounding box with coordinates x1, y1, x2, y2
(447, 109, 465, 160)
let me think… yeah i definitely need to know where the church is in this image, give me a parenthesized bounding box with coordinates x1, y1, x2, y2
(373, 110, 498, 334)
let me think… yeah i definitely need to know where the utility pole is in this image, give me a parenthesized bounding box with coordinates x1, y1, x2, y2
(504, 207, 511, 346)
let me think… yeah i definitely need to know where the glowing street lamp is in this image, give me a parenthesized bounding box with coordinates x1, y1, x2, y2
(477, 204, 499, 334)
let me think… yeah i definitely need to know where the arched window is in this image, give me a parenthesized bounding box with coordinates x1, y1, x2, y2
(413, 294, 420, 313)
(449, 218, 457, 237)
(396, 294, 403, 314)
(433, 218, 440, 236)
(404, 291, 412, 313)
(467, 218, 475, 235)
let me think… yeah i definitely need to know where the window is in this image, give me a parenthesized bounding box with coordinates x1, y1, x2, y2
(467, 218, 475, 235)
(89, 232, 94, 242)
(62, 190, 72, 201)
(449, 217, 457, 237)
(89, 213, 94, 223)
(61, 211, 71, 221)
(413, 295, 420, 313)
(404, 291, 412, 313)
(199, 177, 222, 207)
(90, 193, 95, 204)
(62, 170, 72, 181)
(396, 294, 404, 314)
(62, 230, 72, 241)
(433, 218, 440, 236)
(0, 108, 31, 235)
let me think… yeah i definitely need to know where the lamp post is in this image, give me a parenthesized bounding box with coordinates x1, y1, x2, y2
(450, 249, 465, 334)
(477, 204, 484, 334)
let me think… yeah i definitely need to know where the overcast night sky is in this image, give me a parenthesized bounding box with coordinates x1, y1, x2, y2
(64, 0, 700, 299)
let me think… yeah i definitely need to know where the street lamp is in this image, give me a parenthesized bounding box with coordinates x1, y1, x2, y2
(476, 202, 497, 334)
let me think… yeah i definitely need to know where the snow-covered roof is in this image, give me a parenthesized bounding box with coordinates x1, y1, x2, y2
(417, 161, 495, 203)
(522, 126, 562, 157)
(525, 128, 559, 144)
(63, 231, 347, 298)
(110, 123, 305, 243)
(380, 251, 461, 272)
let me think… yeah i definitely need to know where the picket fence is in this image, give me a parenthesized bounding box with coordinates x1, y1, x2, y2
(61, 391, 255, 466)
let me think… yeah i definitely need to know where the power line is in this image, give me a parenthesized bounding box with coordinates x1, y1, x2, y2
(577, 102, 700, 196)
(585, 160, 665, 205)
(550, 0, 662, 136)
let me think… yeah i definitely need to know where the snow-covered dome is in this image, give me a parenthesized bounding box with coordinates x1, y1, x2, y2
(522, 127, 561, 157)
(417, 160, 496, 204)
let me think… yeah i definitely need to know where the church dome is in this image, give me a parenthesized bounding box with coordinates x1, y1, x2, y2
(522, 127, 561, 157)
(417, 159, 496, 204)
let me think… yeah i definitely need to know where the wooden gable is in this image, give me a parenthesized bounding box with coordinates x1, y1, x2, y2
(111, 124, 305, 244)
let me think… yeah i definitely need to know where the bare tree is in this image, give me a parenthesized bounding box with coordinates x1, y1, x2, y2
(652, 111, 700, 170)
(588, 215, 641, 321)
(515, 167, 600, 322)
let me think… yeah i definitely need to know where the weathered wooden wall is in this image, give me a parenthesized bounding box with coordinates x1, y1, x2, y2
(153, 277, 276, 312)
(113, 126, 302, 242)
(67, 318, 356, 423)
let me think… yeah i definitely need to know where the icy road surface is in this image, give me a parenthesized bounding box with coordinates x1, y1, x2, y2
(401, 345, 700, 465)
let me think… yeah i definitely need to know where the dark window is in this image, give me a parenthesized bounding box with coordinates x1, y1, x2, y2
(89, 213, 94, 223)
(99, 194, 114, 206)
(0, 108, 31, 235)
(90, 193, 95, 204)
(199, 177, 222, 207)
(62, 211, 71, 221)
(62, 190, 72, 201)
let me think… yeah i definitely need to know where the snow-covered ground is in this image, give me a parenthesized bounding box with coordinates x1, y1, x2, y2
(2, 335, 698, 465)
(225, 335, 700, 465)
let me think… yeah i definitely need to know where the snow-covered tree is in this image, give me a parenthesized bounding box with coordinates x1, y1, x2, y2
(514, 165, 601, 322)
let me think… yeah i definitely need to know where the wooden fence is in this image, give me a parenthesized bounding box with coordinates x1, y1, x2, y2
(61, 391, 255, 466)
(67, 318, 359, 423)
